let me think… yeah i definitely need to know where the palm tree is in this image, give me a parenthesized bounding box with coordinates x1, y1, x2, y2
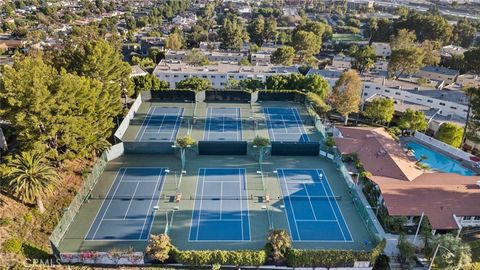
(7, 152, 59, 213)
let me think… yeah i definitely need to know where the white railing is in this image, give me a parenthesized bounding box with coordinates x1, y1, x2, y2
(114, 94, 143, 140)
(414, 132, 473, 162)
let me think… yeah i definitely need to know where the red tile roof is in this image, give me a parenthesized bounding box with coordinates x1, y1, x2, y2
(334, 126, 480, 230)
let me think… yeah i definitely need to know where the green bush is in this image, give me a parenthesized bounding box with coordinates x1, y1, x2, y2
(252, 136, 270, 147)
(306, 92, 331, 115)
(173, 249, 266, 266)
(0, 217, 12, 226)
(3, 238, 23, 254)
(287, 239, 385, 267)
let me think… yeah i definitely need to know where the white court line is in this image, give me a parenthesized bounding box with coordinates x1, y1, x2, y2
(279, 169, 302, 241)
(103, 218, 146, 221)
(200, 219, 243, 222)
(123, 182, 140, 219)
(292, 107, 310, 142)
(139, 107, 159, 140)
(220, 182, 223, 220)
(264, 108, 276, 141)
(281, 115, 289, 134)
(195, 169, 207, 241)
(140, 168, 167, 240)
(134, 107, 154, 140)
(318, 169, 354, 242)
(302, 183, 318, 221)
(84, 168, 124, 240)
(155, 114, 166, 134)
(205, 108, 212, 141)
(296, 219, 338, 222)
(316, 170, 346, 241)
(91, 168, 128, 239)
(238, 168, 243, 240)
(169, 108, 183, 142)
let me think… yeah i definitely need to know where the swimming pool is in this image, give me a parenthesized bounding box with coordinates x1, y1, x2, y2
(405, 141, 476, 176)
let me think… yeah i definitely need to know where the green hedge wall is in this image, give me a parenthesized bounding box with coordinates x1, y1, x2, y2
(172, 249, 266, 266)
(287, 239, 386, 267)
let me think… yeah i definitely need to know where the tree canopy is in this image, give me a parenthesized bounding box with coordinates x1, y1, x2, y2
(363, 98, 395, 125)
(176, 77, 212, 91)
(397, 109, 428, 132)
(0, 56, 119, 159)
(436, 122, 464, 148)
(327, 70, 362, 125)
(271, 46, 295, 66)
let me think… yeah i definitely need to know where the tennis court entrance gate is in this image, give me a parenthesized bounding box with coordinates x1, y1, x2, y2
(198, 141, 248, 155)
(271, 142, 320, 156)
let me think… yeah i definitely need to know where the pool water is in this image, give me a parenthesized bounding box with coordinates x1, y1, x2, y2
(405, 142, 476, 176)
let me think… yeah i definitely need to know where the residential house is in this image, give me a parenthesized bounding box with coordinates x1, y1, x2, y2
(333, 126, 480, 233)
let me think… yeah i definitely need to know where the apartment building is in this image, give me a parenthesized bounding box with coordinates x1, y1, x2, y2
(251, 52, 271, 65)
(456, 73, 480, 88)
(331, 55, 353, 70)
(371, 42, 391, 58)
(417, 66, 460, 85)
(153, 60, 297, 89)
(308, 68, 469, 126)
(165, 50, 246, 63)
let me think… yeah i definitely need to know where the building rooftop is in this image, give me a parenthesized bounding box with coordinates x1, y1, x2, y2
(153, 60, 298, 74)
(420, 66, 460, 76)
(333, 126, 480, 230)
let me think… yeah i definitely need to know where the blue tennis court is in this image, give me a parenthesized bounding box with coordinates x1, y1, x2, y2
(189, 168, 250, 241)
(135, 106, 183, 141)
(276, 168, 352, 242)
(85, 167, 167, 241)
(263, 107, 309, 142)
(204, 107, 242, 141)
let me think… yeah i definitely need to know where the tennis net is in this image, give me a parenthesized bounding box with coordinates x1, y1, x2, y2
(86, 194, 254, 201)
(282, 195, 342, 201)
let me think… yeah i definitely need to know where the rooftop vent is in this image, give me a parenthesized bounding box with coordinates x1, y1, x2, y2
(476, 181, 480, 188)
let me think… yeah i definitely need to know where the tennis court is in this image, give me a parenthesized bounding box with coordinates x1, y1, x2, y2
(263, 107, 309, 142)
(189, 168, 250, 241)
(85, 167, 167, 241)
(204, 107, 242, 141)
(135, 106, 183, 141)
(276, 168, 352, 242)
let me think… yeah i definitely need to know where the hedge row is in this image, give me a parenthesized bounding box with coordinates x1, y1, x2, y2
(172, 249, 266, 266)
(287, 239, 386, 268)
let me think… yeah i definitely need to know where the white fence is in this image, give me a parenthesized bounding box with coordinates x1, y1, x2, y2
(114, 94, 143, 140)
(414, 132, 473, 161)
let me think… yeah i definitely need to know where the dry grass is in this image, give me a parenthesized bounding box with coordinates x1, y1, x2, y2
(0, 158, 95, 268)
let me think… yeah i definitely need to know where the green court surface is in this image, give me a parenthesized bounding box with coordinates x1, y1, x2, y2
(57, 101, 375, 253)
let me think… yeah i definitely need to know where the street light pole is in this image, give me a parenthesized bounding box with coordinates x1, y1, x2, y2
(428, 244, 455, 270)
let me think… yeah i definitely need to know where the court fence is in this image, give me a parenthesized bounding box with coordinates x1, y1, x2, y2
(114, 94, 143, 140)
(331, 147, 383, 243)
(49, 150, 109, 257)
(198, 140, 248, 155)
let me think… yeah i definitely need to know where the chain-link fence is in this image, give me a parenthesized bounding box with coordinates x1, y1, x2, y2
(49, 151, 108, 253)
(306, 101, 382, 243)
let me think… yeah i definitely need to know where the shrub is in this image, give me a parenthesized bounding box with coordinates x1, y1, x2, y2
(286, 239, 385, 267)
(325, 136, 335, 148)
(176, 135, 196, 148)
(173, 250, 266, 266)
(252, 136, 270, 147)
(306, 92, 331, 115)
(145, 234, 172, 262)
(0, 217, 12, 226)
(385, 216, 407, 233)
(373, 254, 390, 269)
(3, 238, 23, 254)
(266, 229, 291, 264)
